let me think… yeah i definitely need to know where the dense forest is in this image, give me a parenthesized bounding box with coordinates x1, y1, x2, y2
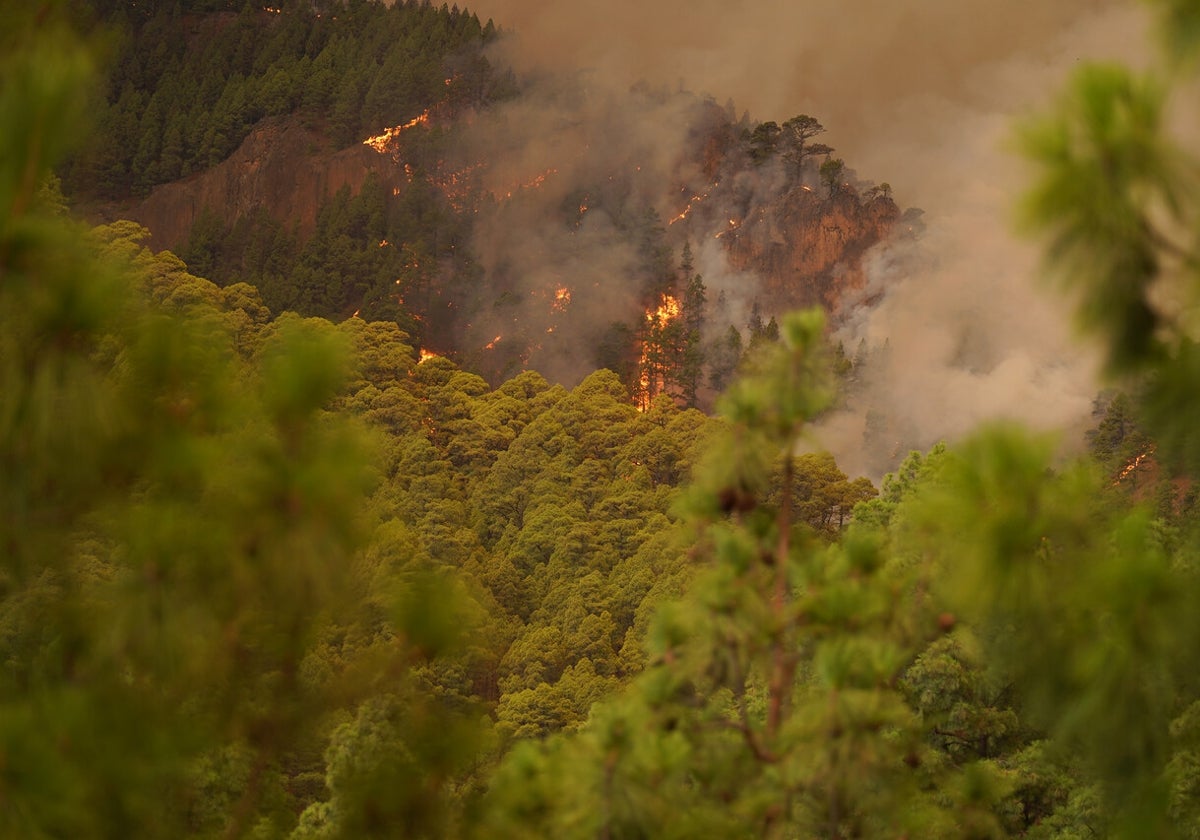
(62, 0, 901, 408)
(6, 0, 1200, 837)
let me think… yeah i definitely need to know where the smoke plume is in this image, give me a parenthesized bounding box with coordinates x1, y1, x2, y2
(463, 0, 1151, 476)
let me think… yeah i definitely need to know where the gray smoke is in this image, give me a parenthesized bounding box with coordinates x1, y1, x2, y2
(463, 0, 1151, 476)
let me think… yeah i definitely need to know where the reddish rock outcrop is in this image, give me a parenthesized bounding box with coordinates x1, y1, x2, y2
(724, 187, 899, 315)
(106, 116, 395, 251)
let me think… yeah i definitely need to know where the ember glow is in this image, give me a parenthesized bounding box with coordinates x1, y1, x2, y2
(1113, 444, 1156, 486)
(668, 186, 715, 225)
(484, 335, 503, 350)
(500, 168, 558, 199)
(433, 162, 485, 212)
(553, 287, 571, 312)
(362, 110, 431, 153)
(715, 217, 741, 239)
(419, 349, 440, 363)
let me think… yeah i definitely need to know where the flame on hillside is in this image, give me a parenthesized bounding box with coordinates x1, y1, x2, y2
(646, 294, 681, 324)
(431, 162, 484, 212)
(636, 293, 682, 411)
(553, 287, 571, 312)
(363, 110, 430, 153)
(419, 349, 440, 363)
(1112, 444, 1157, 486)
(484, 335, 503, 350)
(499, 168, 558, 200)
(715, 217, 741, 239)
(668, 185, 716, 225)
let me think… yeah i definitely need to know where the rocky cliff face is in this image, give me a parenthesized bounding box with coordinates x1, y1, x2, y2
(723, 187, 900, 316)
(103, 116, 393, 251)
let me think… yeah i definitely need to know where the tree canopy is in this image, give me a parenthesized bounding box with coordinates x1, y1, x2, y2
(8, 0, 1200, 838)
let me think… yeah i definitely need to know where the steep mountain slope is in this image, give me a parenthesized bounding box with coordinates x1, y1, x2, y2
(70, 0, 911, 406)
(115, 114, 386, 248)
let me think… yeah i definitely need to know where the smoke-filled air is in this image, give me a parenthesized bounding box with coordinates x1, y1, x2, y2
(464, 0, 1149, 476)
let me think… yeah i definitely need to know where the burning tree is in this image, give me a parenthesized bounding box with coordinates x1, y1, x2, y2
(634, 245, 709, 410)
(636, 293, 683, 410)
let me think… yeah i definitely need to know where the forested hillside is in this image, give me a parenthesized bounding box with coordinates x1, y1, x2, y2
(65, 0, 902, 408)
(7, 0, 1200, 838)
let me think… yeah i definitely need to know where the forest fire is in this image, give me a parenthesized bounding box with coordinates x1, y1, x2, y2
(431, 162, 484, 212)
(484, 335, 503, 350)
(647, 294, 681, 324)
(1113, 444, 1157, 486)
(553, 287, 571, 312)
(362, 110, 430, 152)
(418, 349, 440, 363)
(715, 218, 741, 239)
(668, 188, 713, 225)
(636, 294, 682, 411)
(500, 168, 558, 199)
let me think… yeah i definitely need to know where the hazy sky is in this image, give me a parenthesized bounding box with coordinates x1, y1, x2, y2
(471, 0, 1132, 189)
(465, 0, 1154, 474)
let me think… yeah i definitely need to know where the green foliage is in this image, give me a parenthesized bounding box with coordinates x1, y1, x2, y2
(1018, 41, 1200, 473)
(1019, 63, 1178, 374)
(15, 2, 1200, 838)
(475, 314, 976, 839)
(65, 0, 501, 200)
(897, 424, 1200, 835)
(819, 157, 847, 198)
(1, 18, 486, 836)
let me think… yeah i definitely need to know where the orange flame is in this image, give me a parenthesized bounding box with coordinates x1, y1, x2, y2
(668, 187, 714, 225)
(484, 335, 503, 350)
(419, 349, 440, 363)
(362, 110, 431, 153)
(553, 287, 571, 312)
(431, 161, 484, 212)
(636, 294, 683, 411)
(1112, 444, 1156, 486)
(500, 168, 558, 199)
(715, 218, 741, 239)
(646, 294, 681, 324)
